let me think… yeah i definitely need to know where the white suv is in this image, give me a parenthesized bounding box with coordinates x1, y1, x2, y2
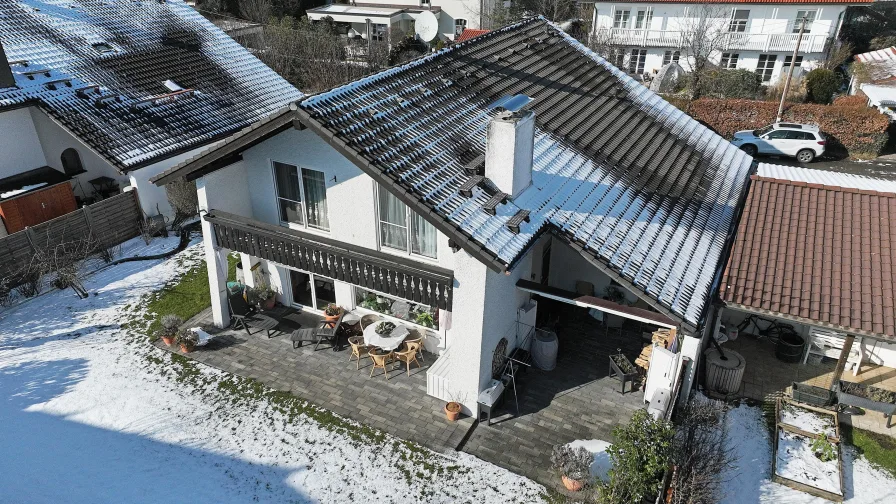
(730, 123, 826, 163)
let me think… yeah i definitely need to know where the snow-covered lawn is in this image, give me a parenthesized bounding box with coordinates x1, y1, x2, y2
(0, 239, 546, 503)
(722, 400, 896, 503)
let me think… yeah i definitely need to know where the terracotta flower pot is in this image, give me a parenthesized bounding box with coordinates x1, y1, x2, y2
(262, 296, 276, 311)
(561, 475, 584, 492)
(324, 307, 343, 327)
(444, 402, 461, 422)
(161, 335, 176, 346)
(179, 344, 194, 353)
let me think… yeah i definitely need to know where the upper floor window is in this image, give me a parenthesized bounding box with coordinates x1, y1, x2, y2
(455, 19, 467, 38)
(420, 0, 430, 5)
(634, 9, 652, 29)
(729, 10, 749, 33)
(793, 10, 816, 33)
(613, 10, 630, 29)
(274, 161, 329, 231)
(378, 185, 437, 259)
(60, 148, 85, 176)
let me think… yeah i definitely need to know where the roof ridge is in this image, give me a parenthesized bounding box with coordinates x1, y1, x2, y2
(751, 174, 896, 198)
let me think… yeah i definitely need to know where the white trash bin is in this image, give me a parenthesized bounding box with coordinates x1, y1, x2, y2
(531, 330, 558, 371)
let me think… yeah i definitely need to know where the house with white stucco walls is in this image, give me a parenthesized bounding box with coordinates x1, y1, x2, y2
(0, 0, 300, 229)
(153, 18, 752, 415)
(580, 0, 861, 85)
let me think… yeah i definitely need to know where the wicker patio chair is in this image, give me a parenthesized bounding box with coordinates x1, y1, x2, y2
(360, 314, 382, 330)
(395, 341, 422, 377)
(368, 349, 394, 380)
(404, 330, 425, 362)
(348, 336, 370, 369)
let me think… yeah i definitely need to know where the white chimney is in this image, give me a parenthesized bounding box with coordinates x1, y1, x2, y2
(485, 109, 535, 199)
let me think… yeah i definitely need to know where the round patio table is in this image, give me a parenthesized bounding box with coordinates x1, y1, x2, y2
(363, 322, 409, 351)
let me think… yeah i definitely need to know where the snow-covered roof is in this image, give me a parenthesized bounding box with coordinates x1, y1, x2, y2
(757, 163, 896, 193)
(860, 84, 896, 120)
(298, 18, 754, 329)
(855, 46, 896, 82)
(0, 0, 302, 171)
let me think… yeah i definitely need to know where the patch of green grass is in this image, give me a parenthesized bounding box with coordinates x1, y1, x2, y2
(842, 424, 896, 478)
(141, 260, 211, 335)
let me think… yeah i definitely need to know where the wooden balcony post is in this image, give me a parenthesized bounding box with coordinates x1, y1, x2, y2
(828, 334, 856, 392)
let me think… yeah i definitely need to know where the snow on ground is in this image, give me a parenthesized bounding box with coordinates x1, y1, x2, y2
(0, 238, 546, 504)
(721, 399, 896, 504)
(775, 430, 841, 496)
(567, 439, 612, 482)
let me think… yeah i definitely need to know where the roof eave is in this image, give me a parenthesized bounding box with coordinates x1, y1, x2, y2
(724, 302, 896, 345)
(150, 107, 297, 185)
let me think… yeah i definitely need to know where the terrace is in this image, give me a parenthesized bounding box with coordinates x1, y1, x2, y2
(160, 299, 650, 488)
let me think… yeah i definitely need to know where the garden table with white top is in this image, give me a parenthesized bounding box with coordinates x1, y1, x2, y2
(363, 322, 409, 351)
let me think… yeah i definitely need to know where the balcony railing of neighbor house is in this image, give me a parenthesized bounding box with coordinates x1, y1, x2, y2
(596, 28, 829, 53)
(205, 210, 453, 310)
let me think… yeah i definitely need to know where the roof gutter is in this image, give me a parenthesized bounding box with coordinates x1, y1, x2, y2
(294, 107, 509, 274)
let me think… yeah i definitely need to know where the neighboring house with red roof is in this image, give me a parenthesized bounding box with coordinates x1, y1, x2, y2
(456, 28, 490, 42)
(582, 1, 866, 84)
(720, 163, 896, 397)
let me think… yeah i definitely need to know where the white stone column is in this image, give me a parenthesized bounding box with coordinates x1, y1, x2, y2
(197, 177, 230, 328)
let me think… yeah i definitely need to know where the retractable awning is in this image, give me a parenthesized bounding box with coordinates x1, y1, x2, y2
(516, 280, 678, 330)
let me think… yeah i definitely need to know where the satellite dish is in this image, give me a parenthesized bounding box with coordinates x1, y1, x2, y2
(415, 11, 439, 42)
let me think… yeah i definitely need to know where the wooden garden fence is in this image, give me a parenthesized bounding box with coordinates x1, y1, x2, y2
(0, 190, 143, 283)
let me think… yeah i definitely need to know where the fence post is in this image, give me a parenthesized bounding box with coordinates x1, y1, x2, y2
(23, 226, 38, 255)
(81, 205, 97, 246)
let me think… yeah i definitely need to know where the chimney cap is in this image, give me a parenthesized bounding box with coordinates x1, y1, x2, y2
(488, 94, 533, 114)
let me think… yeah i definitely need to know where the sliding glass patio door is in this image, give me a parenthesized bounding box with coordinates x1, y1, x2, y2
(289, 269, 335, 311)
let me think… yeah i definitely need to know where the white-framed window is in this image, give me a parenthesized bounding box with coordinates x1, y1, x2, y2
(613, 10, 630, 29)
(377, 184, 437, 259)
(273, 161, 330, 231)
(793, 10, 816, 33)
(628, 48, 647, 74)
(420, 0, 430, 5)
(720, 52, 739, 69)
(288, 269, 335, 311)
(728, 9, 749, 33)
(756, 54, 777, 82)
(355, 286, 439, 329)
(371, 24, 387, 42)
(784, 55, 804, 69)
(634, 9, 652, 29)
(662, 50, 680, 66)
(455, 18, 467, 37)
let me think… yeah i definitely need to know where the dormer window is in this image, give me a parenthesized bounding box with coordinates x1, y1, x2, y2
(92, 42, 115, 54)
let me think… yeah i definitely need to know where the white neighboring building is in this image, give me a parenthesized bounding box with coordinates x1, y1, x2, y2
(306, 0, 491, 42)
(581, 0, 862, 84)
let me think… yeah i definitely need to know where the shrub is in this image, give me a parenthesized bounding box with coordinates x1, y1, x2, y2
(0, 277, 12, 307)
(833, 93, 868, 107)
(598, 409, 674, 504)
(805, 68, 841, 104)
(551, 444, 592, 482)
(811, 436, 837, 462)
(175, 329, 199, 351)
(701, 69, 763, 99)
(669, 399, 734, 504)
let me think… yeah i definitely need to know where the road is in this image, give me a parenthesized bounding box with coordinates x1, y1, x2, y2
(751, 153, 896, 180)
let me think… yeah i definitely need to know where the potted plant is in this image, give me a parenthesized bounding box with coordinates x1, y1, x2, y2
(324, 303, 344, 325)
(158, 314, 183, 346)
(246, 285, 276, 310)
(176, 330, 199, 353)
(608, 350, 638, 394)
(444, 400, 461, 422)
(414, 310, 435, 329)
(551, 444, 592, 492)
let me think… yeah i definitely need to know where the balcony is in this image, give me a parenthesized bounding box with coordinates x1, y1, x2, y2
(595, 28, 829, 53)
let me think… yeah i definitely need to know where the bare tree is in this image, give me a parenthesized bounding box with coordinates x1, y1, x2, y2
(679, 4, 730, 100)
(239, 0, 273, 23)
(166, 178, 199, 231)
(669, 399, 736, 504)
(28, 229, 100, 299)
